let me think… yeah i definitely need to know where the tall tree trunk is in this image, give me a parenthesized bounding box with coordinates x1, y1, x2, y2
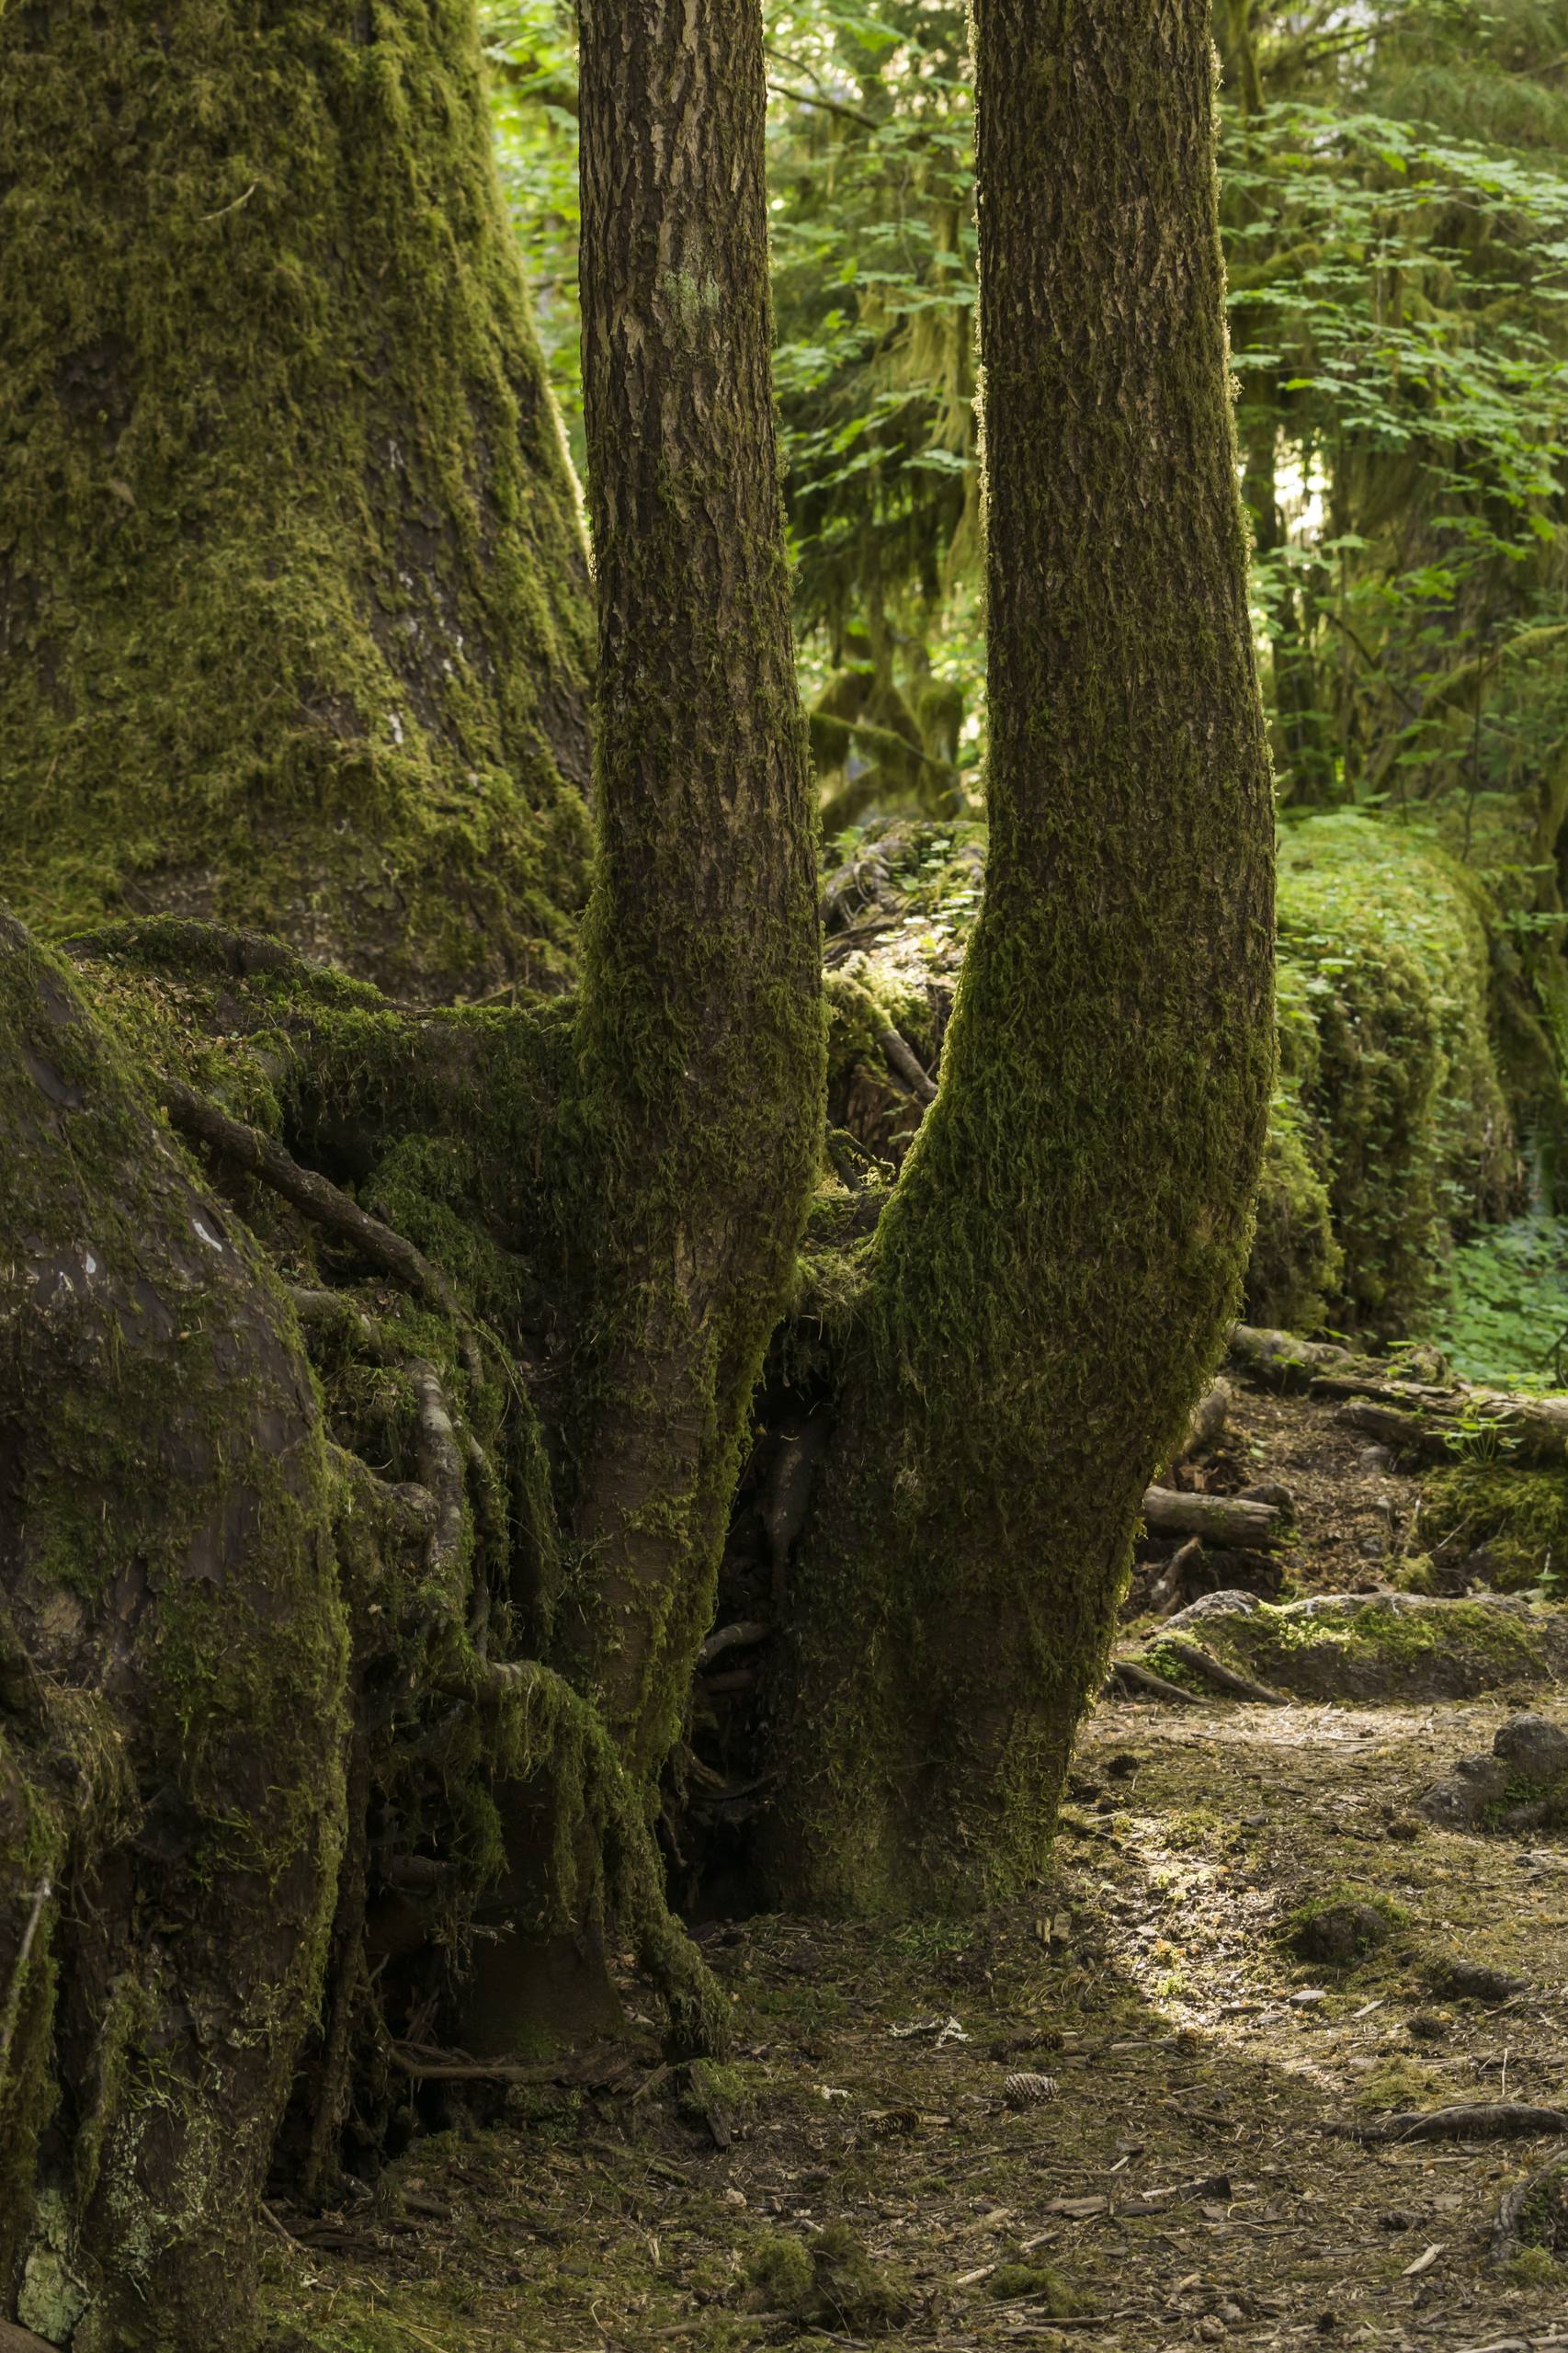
(0, 918, 347, 2349)
(0, 1, 593, 1000)
(553, 0, 823, 1778)
(768, 0, 1277, 1913)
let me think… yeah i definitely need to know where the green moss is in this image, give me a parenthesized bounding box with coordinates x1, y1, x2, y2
(1260, 812, 1522, 1335)
(745, 2223, 910, 2334)
(1506, 2246, 1562, 2287)
(987, 2262, 1075, 2311)
(1420, 1462, 1568, 1596)
(0, 1, 594, 999)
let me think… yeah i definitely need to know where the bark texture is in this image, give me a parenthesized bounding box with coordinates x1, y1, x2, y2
(768, 0, 1277, 1912)
(0, 917, 347, 2349)
(558, 0, 824, 1775)
(0, 0, 594, 999)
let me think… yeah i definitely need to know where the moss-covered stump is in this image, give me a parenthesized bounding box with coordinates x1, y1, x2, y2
(0, 915, 348, 2350)
(0, 2, 594, 1000)
(1159, 1591, 1568, 1701)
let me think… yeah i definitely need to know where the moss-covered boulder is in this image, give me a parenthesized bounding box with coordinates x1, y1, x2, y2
(1174, 1590, 1568, 1700)
(1254, 812, 1523, 1334)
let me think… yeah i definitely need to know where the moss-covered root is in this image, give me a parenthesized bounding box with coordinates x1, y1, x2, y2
(766, 0, 1276, 1915)
(457, 1661, 729, 2062)
(0, 914, 347, 2349)
(0, 2, 593, 998)
(555, 0, 824, 1777)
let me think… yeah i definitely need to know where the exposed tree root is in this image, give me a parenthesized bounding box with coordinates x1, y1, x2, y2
(1335, 2104, 1568, 2144)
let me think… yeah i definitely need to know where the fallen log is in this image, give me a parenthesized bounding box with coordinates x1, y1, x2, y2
(1227, 1324, 1358, 1389)
(1142, 1485, 1285, 1549)
(1330, 1386, 1568, 1469)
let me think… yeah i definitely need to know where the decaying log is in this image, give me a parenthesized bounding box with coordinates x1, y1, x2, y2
(1227, 1324, 1358, 1388)
(1142, 1485, 1285, 1549)
(1330, 1386, 1568, 1469)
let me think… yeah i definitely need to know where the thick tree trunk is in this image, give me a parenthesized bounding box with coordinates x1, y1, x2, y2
(0, 919, 347, 2349)
(556, 0, 823, 1777)
(767, 0, 1277, 1913)
(0, 2, 593, 999)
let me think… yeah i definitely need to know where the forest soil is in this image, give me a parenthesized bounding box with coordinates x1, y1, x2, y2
(259, 1386, 1568, 2352)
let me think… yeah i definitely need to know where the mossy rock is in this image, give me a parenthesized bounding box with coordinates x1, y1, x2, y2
(1192, 1592, 1568, 1700)
(1290, 1898, 1396, 1966)
(744, 2222, 912, 2335)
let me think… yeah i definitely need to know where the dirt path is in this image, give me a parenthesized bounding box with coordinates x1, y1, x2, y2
(261, 1682, 1568, 2353)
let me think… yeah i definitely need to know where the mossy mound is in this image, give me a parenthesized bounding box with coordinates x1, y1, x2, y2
(1289, 1895, 1398, 1966)
(1255, 812, 1523, 1335)
(822, 811, 1540, 1344)
(744, 2222, 912, 2334)
(1418, 1461, 1568, 1597)
(1186, 1591, 1568, 1700)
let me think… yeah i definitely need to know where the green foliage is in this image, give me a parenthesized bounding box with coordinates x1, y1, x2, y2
(1434, 1214, 1568, 1387)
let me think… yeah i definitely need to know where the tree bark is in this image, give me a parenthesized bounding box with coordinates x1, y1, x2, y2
(556, 0, 823, 1777)
(767, 0, 1277, 1913)
(0, 918, 347, 2349)
(0, 1, 593, 1000)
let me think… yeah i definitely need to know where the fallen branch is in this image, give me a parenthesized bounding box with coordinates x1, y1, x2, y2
(878, 1027, 937, 1105)
(1335, 2103, 1568, 2145)
(1105, 1657, 1205, 1707)
(1142, 1485, 1284, 1549)
(1155, 1640, 1288, 1706)
(1329, 1386, 1568, 1469)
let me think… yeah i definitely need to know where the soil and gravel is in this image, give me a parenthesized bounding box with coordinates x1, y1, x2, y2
(260, 1377, 1568, 2353)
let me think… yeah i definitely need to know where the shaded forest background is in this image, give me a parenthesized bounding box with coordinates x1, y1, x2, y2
(490, 0, 1568, 1381)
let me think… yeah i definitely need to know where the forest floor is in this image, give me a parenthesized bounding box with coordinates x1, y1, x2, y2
(261, 1381, 1568, 2353)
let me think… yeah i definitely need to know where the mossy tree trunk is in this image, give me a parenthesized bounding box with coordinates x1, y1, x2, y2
(0, 0, 594, 1000)
(767, 0, 1277, 1914)
(0, 919, 347, 2350)
(553, 0, 824, 1777)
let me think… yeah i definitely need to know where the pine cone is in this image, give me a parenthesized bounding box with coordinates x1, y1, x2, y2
(1003, 2071, 1059, 2108)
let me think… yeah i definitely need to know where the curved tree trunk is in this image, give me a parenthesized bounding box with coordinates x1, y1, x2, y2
(0, 917, 347, 2349)
(768, 0, 1277, 1914)
(0, 1, 593, 1000)
(555, 0, 823, 1778)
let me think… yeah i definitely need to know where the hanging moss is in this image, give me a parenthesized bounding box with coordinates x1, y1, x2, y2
(0, 1, 594, 999)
